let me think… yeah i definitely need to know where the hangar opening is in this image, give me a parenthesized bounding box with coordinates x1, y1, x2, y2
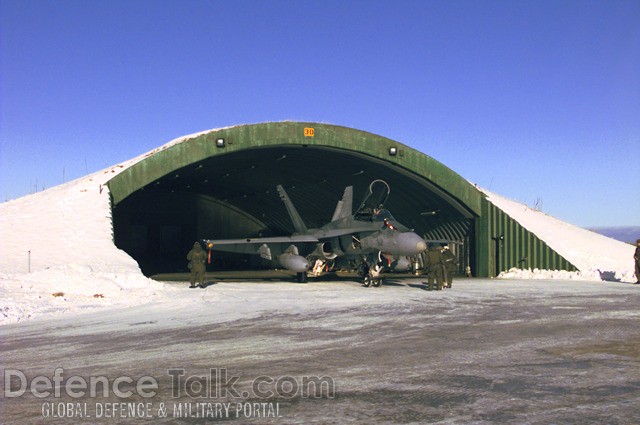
(110, 123, 482, 277)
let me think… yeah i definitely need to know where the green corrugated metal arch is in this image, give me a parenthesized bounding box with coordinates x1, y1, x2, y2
(106, 121, 577, 277)
(108, 121, 482, 234)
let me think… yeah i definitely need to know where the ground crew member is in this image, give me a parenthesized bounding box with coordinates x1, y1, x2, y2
(634, 239, 640, 284)
(187, 241, 206, 288)
(442, 245, 458, 288)
(424, 244, 445, 290)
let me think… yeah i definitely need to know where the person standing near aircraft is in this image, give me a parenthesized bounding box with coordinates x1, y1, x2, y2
(442, 245, 458, 288)
(187, 241, 207, 288)
(634, 239, 640, 284)
(424, 244, 445, 290)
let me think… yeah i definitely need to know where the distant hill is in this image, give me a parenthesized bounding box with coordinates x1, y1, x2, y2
(588, 226, 640, 245)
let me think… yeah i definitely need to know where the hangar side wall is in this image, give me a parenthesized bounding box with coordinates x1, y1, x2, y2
(475, 198, 578, 277)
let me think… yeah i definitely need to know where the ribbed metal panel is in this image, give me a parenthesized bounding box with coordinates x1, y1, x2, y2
(476, 198, 577, 277)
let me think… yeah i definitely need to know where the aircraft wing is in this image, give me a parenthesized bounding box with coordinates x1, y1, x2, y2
(312, 227, 374, 240)
(204, 236, 319, 246)
(202, 235, 320, 257)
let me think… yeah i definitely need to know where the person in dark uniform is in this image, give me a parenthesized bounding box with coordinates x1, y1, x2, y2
(187, 241, 207, 288)
(424, 244, 445, 290)
(634, 239, 640, 284)
(442, 245, 458, 288)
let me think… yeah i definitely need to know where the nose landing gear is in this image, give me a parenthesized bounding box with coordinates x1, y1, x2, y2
(363, 274, 383, 287)
(361, 255, 383, 288)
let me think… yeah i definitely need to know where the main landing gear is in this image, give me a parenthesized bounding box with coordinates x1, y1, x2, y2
(296, 272, 308, 283)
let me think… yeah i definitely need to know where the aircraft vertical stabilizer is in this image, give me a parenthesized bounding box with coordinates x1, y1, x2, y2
(276, 185, 308, 234)
(331, 186, 353, 222)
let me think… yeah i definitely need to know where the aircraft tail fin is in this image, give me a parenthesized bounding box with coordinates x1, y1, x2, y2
(277, 185, 309, 234)
(331, 186, 353, 222)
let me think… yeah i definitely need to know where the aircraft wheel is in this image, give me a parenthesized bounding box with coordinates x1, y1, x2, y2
(297, 272, 308, 283)
(363, 276, 372, 287)
(372, 278, 382, 287)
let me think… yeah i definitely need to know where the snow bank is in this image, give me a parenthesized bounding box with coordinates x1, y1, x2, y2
(0, 129, 232, 325)
(482, 190, 636, 282)
(0, 176, 137, 274)
(0, 125, 230, 274)
(497, 267, 628, 282)
(0, 265, 169, 325)
(0, 175, 166, 325)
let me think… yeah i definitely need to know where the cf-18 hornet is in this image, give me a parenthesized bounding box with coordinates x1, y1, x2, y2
(203, 180, 427, 286)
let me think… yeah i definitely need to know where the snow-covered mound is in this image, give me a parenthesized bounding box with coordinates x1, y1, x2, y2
(0, 128, 226, 325)
(482, 190, 636, 283)
(0, 175, 136, 274)
(0, 127, 223, 274)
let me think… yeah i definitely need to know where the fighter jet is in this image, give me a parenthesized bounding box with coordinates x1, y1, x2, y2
(202, 180, 427, 286)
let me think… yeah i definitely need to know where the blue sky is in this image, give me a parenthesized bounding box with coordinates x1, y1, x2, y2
(1, 0, 638, 227)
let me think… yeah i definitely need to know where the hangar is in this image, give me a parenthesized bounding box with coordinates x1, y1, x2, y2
(108, 122, 576, 278)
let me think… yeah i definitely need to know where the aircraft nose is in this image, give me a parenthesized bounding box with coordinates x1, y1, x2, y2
(397, 232, 427, 255)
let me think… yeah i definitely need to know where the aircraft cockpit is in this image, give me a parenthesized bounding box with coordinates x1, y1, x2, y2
(372, 209, 395, 222)
(355, 208, 395, 222)
(354, 180, 392, 222)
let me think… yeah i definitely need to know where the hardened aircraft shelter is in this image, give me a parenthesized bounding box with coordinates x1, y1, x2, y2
(107, 122, 576, 277)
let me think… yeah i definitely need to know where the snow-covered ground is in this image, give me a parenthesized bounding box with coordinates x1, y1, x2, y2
(3, 278, 640, 424)
(1, 130, 637, 326)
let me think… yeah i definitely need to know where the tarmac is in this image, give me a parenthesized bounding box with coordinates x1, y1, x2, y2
(2, 277, 639, 424)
